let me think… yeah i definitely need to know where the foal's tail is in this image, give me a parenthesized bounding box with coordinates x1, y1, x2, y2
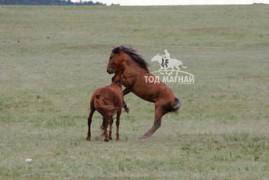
(167, 97, 181, 112)
(94, 95, 117, 113)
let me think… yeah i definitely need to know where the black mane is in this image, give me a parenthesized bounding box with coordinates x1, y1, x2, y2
(112, 46, 149, 72)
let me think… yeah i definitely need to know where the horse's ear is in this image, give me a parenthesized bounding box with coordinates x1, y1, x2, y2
(112, 47, 119, 54)
(112, 46, 123, 54)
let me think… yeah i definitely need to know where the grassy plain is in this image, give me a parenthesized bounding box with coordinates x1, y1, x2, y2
(0, 5, 269, 179)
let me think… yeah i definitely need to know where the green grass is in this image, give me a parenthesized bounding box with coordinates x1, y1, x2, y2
(0, 5, 269, 179)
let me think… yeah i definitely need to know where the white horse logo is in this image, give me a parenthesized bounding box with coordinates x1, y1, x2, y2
(151, 50, 187, 75)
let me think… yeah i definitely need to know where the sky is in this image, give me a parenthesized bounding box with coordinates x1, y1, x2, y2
(73, 0, 269, 6)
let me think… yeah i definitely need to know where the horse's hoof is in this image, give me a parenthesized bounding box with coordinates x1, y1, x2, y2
(86, 137, 91, 141)
(104, 138, 109, 142)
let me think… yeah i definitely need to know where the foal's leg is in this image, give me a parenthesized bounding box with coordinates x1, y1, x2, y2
(116, 110, 121, 140)
(103, 116, 109, 142)
(86, 109, 95, 141)
(141, 106, 165, 139)
(101, 116, 105, 131)
(108, 116, 113, 140)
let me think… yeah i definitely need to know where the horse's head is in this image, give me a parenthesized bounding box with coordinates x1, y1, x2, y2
(107, 53, 116, 74)
(107, 46, 149, 74)
(107, 48, 126, 74)
(151, 54, 161, 63)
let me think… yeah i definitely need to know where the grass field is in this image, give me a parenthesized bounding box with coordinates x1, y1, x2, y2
(1, 5, 269, 179)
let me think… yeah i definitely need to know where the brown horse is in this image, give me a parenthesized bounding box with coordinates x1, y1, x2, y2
(107, 46, 180, 139)
(86, 71, 128, 141)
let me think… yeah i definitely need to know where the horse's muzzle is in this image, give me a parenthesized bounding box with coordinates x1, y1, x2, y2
(107, 68, 114, 74)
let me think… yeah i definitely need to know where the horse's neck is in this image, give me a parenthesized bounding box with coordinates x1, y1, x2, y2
(124, 59, 148, 75)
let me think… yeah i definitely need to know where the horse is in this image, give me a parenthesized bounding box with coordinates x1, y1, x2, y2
(86, 71, 128, 141)
(107, 46, 181, 139)
(151, 54, 187, 75)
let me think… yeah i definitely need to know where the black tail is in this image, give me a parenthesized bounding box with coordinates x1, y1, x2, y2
(167, 98, 181, 112)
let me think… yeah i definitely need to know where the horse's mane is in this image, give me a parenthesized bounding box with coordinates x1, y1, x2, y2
(112, 46, 149, 72)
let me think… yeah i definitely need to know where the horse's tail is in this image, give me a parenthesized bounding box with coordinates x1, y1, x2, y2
(167, 97, 181, 112)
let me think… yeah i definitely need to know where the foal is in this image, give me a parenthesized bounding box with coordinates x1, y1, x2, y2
(86, 72, 128, 141)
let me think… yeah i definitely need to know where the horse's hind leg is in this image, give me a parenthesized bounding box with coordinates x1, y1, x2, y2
(108, 116, 113, 140)
(116, 110, 121, 140)
(86, 109, 95, 141)
(100, 116, 105, 131)
(103, 116, 110, 142)
(141, 106, 164, 139)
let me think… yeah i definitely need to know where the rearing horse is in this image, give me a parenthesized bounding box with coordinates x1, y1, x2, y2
(107, 46, 180, 138)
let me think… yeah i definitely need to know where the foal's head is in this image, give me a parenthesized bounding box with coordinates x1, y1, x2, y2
(111, 69, 122, 87)
(111, 75, 120, 85)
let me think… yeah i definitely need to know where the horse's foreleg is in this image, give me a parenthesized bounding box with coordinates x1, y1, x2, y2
(116, 110, 121, 140)
(86, 109, 95, 141)
(123, 100, 129, 113)
(123, 88, 131, 95)
(141, 107, 163, 139)
(159, 68, 164, 75)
